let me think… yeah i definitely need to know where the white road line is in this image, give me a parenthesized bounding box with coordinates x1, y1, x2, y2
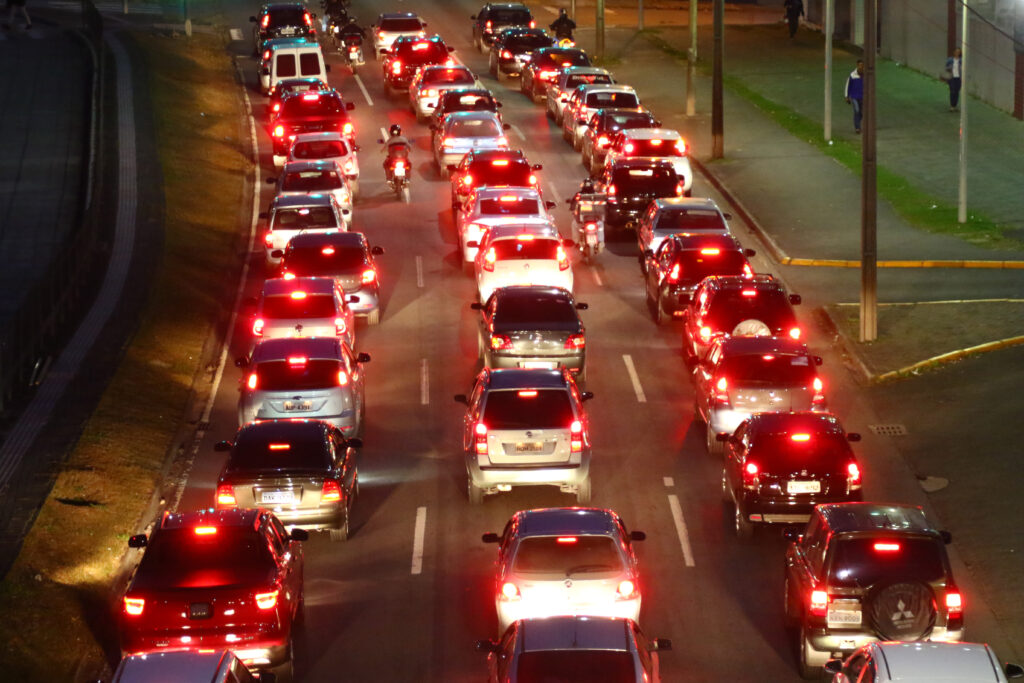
(547, 181, 561, 202)
(354, 74, 374, 107)
(667, 494, 696, 567)
(229, 28, 243, 41)
(379, 126, 389, 141)
(420, 359, 429, 405)
(663, 476, 674, 488)
(411, 506, 427, 575)
(509, 123, 526, 140)
(592, 270, 604, 286)
(622, 354, 647, 403)
(415, 255, 424, 288)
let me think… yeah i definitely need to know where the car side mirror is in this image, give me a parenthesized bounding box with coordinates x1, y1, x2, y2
(846, 432, 861, 442)
(654, 119, 663, 127)
(234, 356, 249, 368)
(581, 391, 594, 402)
(470, 14, 477, 19)
(249, 15, 257, 22)
(128, 534, 148, 548)
(532, 163, 543, 171)
(270, 249, 283, 258)
(354, 144, 361, 152)
(743, 248, 756, 257)
(565, 198, 573, 204)
(454, 394, 469, 405)
(289, 528, 310, 542)
(629, 530, 646, 542)
(496, 101, 503, 108)
(371, 246, 384, 255)
(1004, 663, 1024, 679)
(325, 64, 331, 73)
(502, 123, 511, 130)
(258, 211, 269, 219)
(789, 294, 802, 305)
(214, 440, 233, 452)
(481, 532, 500, 543)
(427, 102, 436, 109)
(723, 212, 733, 220)
(265, 177, 277, 184)
(652, 638, 672, 651)
(466, 240, 479, 248)
(576, 302, 588, 310)
(475, 639, 499, 653)
(824, 660, 843, 675)
(357, 352, 371, 363)
(261, 67, 270, 75)
(813, 355, 823, 366)
(470, 302, 483, 310)
(545, 201, 556, 209)
(782, 528, 803, 542)
(447, 45, 454, 52)
(940, 530, 953, 544)
(346, 295, 359, 303)
(345, 437, 363, 448)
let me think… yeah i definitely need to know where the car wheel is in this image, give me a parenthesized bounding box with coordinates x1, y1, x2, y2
(546, 103, 555, 120)
(654, 290, 668, 325)
(720, 468, 732, 503)
(562, 125, 572, 142)
(329, 510, 350, 542)
(467, 479, 484, 504)
(797, 626, 823, 680)
(576, 477, 592, 503)
(366, 308, 380, 326)
(734, 503, 753, 540)
(706, 424, 723, 456)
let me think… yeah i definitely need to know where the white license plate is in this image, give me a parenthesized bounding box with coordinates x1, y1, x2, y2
(394, 165, 406, 178)
(827, 610, 862, 626)
(281, 27, 295, 35)
(586, 234, 598, 246)
(515, 442, 544, 453)
(521, 361, 557, 369)
(261, 490, 296, 504)
(283, 400, 313, 411)
(787, 480, 821, 494)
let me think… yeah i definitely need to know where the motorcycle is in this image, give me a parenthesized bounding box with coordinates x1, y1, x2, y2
(342, 35, 364, 69)
(379, 139, 411, 202)
(556, 36, 575, 48)
(569, 190, 606, 263)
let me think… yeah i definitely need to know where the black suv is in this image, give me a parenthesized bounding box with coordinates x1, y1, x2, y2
(520, 47, 591, 101)
(251, 3, 314, 54)
(429, 88, 502, 132)
(581, 107, 659, 176)
(488, 27, 553, 79)
(601, 158, 684, 230)
(721, 412, 862, 539)
(471, 2, 534, 52)
(382, 35, 454, 92)
(270, 90, 355, 161)
(784, 503, 963, 678)
(448, 149, 541, 208)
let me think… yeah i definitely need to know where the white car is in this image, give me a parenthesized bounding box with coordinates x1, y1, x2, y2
(544, 66, 614, 124)
(472, 223, 573, 303)
(287, 132, 360, 198)
(562, 84, 640, 151)
(371, 12, 425, 58)
(261, 193, 347, 270)
(434, 111, 510, 176)
(409, 65, 479, 122)
(270, 160, 352, 227)
(456, 187, 556, 264)
(602, 128, 693, 195)
(826, 642, 1024, 683)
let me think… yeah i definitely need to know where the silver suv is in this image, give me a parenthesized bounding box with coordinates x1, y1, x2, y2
(454, 368, 594, 503)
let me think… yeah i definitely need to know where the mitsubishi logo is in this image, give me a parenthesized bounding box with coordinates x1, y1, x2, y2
(892, 599, 915, 622)
(564, 579, 573, 588)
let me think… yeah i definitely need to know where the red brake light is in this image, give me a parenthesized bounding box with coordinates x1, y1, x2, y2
(485, 20, 492, 29)
(246, 373, 258, 390)
(946, 591, 963, 615)
(873, 542, 901, 552)
(528, 174, 538, 185)
(741, 289, 757, 297)
(809, 589, 829, 616)
(321, 479, 342, 502)
(491, 159, 509, 166)
(290, 290, 307, 299)
(216, 484, 236, 506)
(650, 139, 663, 146)
(252, 319, 264, 337)
(392, 61, 403, 74)
(483, 247, 496, 271)
(675, 138, 688, 155)
(501, 50, 512, 59)
(342, 122, 354, 136)
(699, 248, 721, 255)
(584, 222, 597, 232)
(570, 420, 583, 435)
(597, 135, 609, 147)
(570, 419, 583, 452)
(607, 183, 616, 195)
(272, 103, 281, 113)
(667, 263, 681, 283)
(263, 49, 271, 61)
(123, 597, 145, 616)
(744, 462, 758, 476)
(529, 20, 536, 28)
(812, 377, 824, 393)
(303, 11, 311, 26)
(556, 536, 578, 544)
(273, 125, 285, 138)
(395, 160, 406, 171)
(441, 136, 455, 148)
(361, 268, 377, 284)
(517, 390, 538, 397)
(261, 14, 269, 28)
(742, 462, 759, 490)
(716, 377, 728, 393)
(847, 462, 861, 485)
(500, 581, 519, 600)
(789, 327, 802, 340)
(287, 356, 307, 366)
(475, 422, 488, 436)
(676, 182, 685, 196)
(255, 590, 279, 610)
(564, 333, 585, 349)
(462, 173, 474, 186)
(264, 232, 274, 245)
(335, 317, 347, 336)
(557, 245, 570, 271)
(194, 526, 217, 535)
(742, 263, 754, 278)
(268, 443, 290, 450)
(491, 335, 512, 350)
(790, 433, 811, 442)
(322, 246, 335, 255)
(475, 422, 488, 455)
(337, 370, 349, 386)
(624, 142, 635, 154)
(617, 579, 637, 599)
(302, 92, 319, 101)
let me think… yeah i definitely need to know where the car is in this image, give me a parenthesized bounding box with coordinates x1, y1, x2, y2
(278, 231, 385, 324)
(471, 285, 587, 377)
(268, 160, 352, 226)
(472, 224, 573, 303)
(251, 2, 314, 55)
(600, 158, 685, 230)
(488, 27, 553, 80)
(579, 108, 660, 175)
(428, 88, 503, 132)
(257, 36, 311, 78)
(260, 42, 328, 97)
(261, 193, 347, 270)
(681, 273, 803, 363)
(214, 419, 359, 540)
(562, 85, 641, 151)
(481, 507, 643, 631)
(267, 76, 328, 118)
(825, 641, 1023, 683)
(519, 46, 591, 102)
(447, 148, 540, 209)
(476, 616, 672, 683)
(119, 508, 307, 674)
(371, 12, 426, 58)
(251, 276, 355, 349)
(286, 132, 361, 198)
(602, 128, 693, 195)
(720, 412, 861, 539)
(382, 35, 454, 93)
(471, 2, 535, 52)
(409, 65, 479, 122)
(269, 89, 355, 166)
(434, 111, 511, 176)
(545, 67, 615, 124)
(642, 233, 754, 324)
(695, 335, 825, 454)
(636, 197, 732, 258)
(111, 649, 275, 682)
(235, 336, 368, 435)
(784, 503, 964, 678)
(456, 187, 557, 263)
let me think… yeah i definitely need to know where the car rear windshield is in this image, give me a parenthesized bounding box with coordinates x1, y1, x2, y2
(749, 432, 851, 471)
(468, 160, 531, 185)
(491, 238, 559, 261)
(396, 41, 449, 63)
(441, 92, 496, 113)
(281, 94, 344, 116)
(490, 9, 531, 24)
(135, 528, 274, 589)
(283, 245, 365, 275)
(506, 34, 550, 51)
(291, 139, 349, 160)
(626, 138, 682, 156)
(254, 359, 342, 391)
(482, 388, 573, 429)
(496, 295, 578, 330)
(654, 208, 726, 233)
(267, 8, 306, 28)
(586, 91, 638, 108)
(479, 196, 539, 216)
(262, 293, 335, 319)
(517, 652, 636, 683)
(674, 250, 748, 281)
(272, 206, 338, 230)
(282, 169, 343, 192)
(513, 536, 623, 575)
(604, 111, 656, 130)
(423, 68, 475, 85)
(449, 118, 502, 138)
(229, 428, 332, 472)
(280, 81, 323, 96)
(705, 290, 794, 330)
(566, 73, 613, 88)
(828, 537, 947, 588)
(719, 353, 815, 386)
(611, 166, 677, 195)
(299, 53, 321, 76)
(535, 49, 590, 68)
(379, 17, 422, 31)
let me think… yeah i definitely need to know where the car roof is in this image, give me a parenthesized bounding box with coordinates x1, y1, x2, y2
(272, 193, 335, 208)
(517, 507, 618, 536)
(113, 650, 233, 682)
(286, 231, 366, 249)
(251, 336, 343, 362)
(262, 276, 335, 296)
(160, 507, 261, 531)
(234, 418, 332, 445)
(654, 197, 721, 211)
(818, 502, 937, 535)
(487, 222, 558, 239)
(281, 160, 341, 173)
(717, 335, 807, 356)
(874, 642, 1002, 682)
(495, 285, 574, 302)
(622, 128, 681, 140)
(520, 616, 631, 653)
(747, 412, 846, 436)
(669, 233, 741, 250)
(486, 368, 567, 390)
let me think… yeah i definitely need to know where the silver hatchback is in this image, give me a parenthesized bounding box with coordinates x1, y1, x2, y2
(269, 160, 353, 226)
(434, 111, 511, 176)
(251, 276, 355, 350)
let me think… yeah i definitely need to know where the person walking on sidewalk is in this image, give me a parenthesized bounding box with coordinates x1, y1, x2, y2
(845, 59, 864, 134)
(945, 48, 962, 112)
(784, 0, 804, 38)
(3, 0, 31, 30)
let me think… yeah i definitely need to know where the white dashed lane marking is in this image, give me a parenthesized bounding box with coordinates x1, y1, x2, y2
(667, 495, 696, 567)
(622, 354, 646, 403)
(411, 506, 427, 575)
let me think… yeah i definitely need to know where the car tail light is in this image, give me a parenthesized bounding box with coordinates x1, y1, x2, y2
(667, 262, 681, 283)
(335, 317, 347, 335)
(597, 135, 609, 147)
(424, 88, 437, 98)
(565, 334, 585, 349)
(946, 590, 963, 615)
(485, 20, 492, 29)
(557, 245, 570, 271)
(490, 334, 512, 350)
(528, 174, 538, 185)
(343, 159, 355, 174)
(529, 20, 536, 28)
(394, 160, 407, 172)
(273, 125, 285, 138)
(362, 268, 377, 284)
(255, 590, 279, 610)
(847, 462, 861, 489)
(675, 138, 688, 155)
(216, 484, 236, 506)
(789, 327, 802, 340)
(570, 420, 583, 453)
(698, 325, 712, 343)
(474, 423, 489, 455)
(442, 137, 455, 148)
(337, 369, 349, 386)
(607, 183, 616, 196)
(499, 581, 520, 601)
(124, 597, 145, 616)
(261, 14, 269, 28)
(714, 377, 730, 406)
(272, 103, 281, 113)
(676, 182, 685, 196)
(483, 247, 496, 272)
(303, 11, 311, 26)
(246, 372, 258, 390)
(624, 142, 635, 154)
(263, 49, 271, 61)
(264, 232, 274, 245)
(342, 122, 354, 136)
(809, 589, 829, 617)
(321, 479, 342, 502)
(874, 542, 901, 552)
(616, 579, 638, 599)
(742, 461, 760, 490)
(584, 222, 597, 233)
(501, 50, 512, 59)
(461, 173, 474, 186)
(812, 376, 826, 407)
(539, 70, 557, 80)
(252, 317, 264, 336)
(742, 263, 754, 278)
(392, 61, 403, 74)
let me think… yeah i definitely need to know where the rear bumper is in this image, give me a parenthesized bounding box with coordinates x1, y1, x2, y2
(271, 504, 346, 530)
(122, 631, 290, 668)
(737, 490, 863, 524)
(497, 596, 639, 633)
(244, 407, 356, 433)
(498, 60, 524, 74)
(804, 626, 964, 664)
(468, 455, 590, 490)
(489, 352, 584, 372)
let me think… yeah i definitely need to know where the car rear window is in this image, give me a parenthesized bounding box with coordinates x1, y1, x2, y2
(611, 166, 677, 195)
(626, 137, 683, 156)
(479, 196, 539, 216)
(135, 528, 274, 589)
(280, 81, 323, 96)
(299, 52, 321, 76)
(468, 159, 532, 185)
(586, 91, 638, 108)
(423, 68, 474, 85)
(749, 432, 851, 471)
(253, 358, 342, 391)
(229, 428, 332, 472)
(673, 250, 748, 281)
(490, 9, 531, 24)
(276, 54, 297, 78)
(379, 17, 422, 31)
(272, 206, 338, 229)
(566, 73, 613, 88)
(441, 91, 496, 113)
(282, 169, 343, 192)
(449, 118, 502, 138)
(517, 651, 636, 683)
(262, 293, 335, 319)
(482, 388, 573, 429)
(283, 244, 365, 275)
(291, 139, 349, 159)
(496, 295, 578, 329)
(828, 537, 947, 588)
(654, 208, 726, 233)
(281, 94, 344, 116)
(534, 49, 590, 68)
(513, 536, 623, 574)
(396, 41, 448, 63)
(268, 8, 305, 28)
(506, 34, 551, 51)
(705, 290, 794, 331)
(719, 353, 815, 386)
(491, 238, 559, 261)
(605, 111, 656, 129)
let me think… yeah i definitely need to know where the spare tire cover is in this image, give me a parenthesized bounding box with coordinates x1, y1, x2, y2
(867, 581, 937, 641)
(731, 319, 771, 337)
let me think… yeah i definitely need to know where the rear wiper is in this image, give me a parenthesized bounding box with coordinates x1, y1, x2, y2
(565, 564, 613, 577)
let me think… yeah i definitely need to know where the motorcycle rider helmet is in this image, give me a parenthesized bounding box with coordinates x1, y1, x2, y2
(559, 8, 567, 17)
(389, 124, 402, 137)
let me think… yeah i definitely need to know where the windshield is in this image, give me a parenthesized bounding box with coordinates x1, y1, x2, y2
(479, 196, 540, 216)
(567, 73, 613, 88)
(135, 528, 273, 589)
(517, 652, 637, 683)
(749, 432, 851, 472)
(512, 536, 623, 575)
(604, 111, 656, 130)
(468, 159, 532, 185)
(441, 91, 496, 113)
(828, 538, 946, 588)
(585, 91, 638, 109)
(291, 139, 348, 159)
(281, 94, 343, 117)
(625, 138, 683, 156)
(272, 206, 338, 230)
(720, 353, 815, 386)
(705, 290, 794, 331)
(279, 81, 324, 96)
(253, 359, 342, 392)
(449, 118, 502, 138)
(535, 49, 590, 68)
(673, 250, 748, 282)
(281, 169, 343, 192)
(611, 166, 677, 195)
(490, 8, 531, 24)
(423, 68, 474, 85)
(229, 428, 332, 472)
(482, 389, 573, 429)
(496, 295, 577, 327)
(507, 34, 551, 51)
(379, 17, 422, 31)
(654, 208, 726, 233)
(491, 238, 559, 261)
(283, 244, 365, 275)
(262, 293, 335, 319)
(267, 8, 306, 28)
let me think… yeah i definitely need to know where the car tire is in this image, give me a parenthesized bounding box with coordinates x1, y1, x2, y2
(562, 125, 572, 142)
(366, 308, 380, 326)
(734, 502, 753, 540)
(572, 134, 582, 152)
(329, 510, 350, 542)
(706, 424, 724, 456)
(654, 290, 669, 325)
(467, 479, 484, 504)
(576, 477, 592, 503)
(797, 626, 823, 680)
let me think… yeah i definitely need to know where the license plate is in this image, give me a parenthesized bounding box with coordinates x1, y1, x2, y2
(189, 602, 212, 620)
(787, 480, 821, 494)
(261, 490, 296, 504)
(827, 610, 862, 626)
(521, 361, 557, 369)
(515, 442, 544, 453)
(394, 165, 406, 178)
(283, 400, 313, 411)
(281, 27, 295, 35)
(586, 234, 598, 246)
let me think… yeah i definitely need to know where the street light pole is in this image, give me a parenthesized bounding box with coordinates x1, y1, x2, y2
(596, 0, 606, 60)
(824, 0, 833, 141)
(711, 0, 723, 158)
(686, 0, 697, 116)
(638, 0, 644, 31)
(860, 0, 878, 342)
(957, 0, 969, 224)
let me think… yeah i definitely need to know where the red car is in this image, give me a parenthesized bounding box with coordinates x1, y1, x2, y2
(120, 508, 307, 675)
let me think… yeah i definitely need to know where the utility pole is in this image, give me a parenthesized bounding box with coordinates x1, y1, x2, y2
(824, 0, 833, 141)
(596, 0, 606, 60)
(638, 0, 644, 31)
(686, 0, 697, 116)
(957, 1, 968, 224)
(711, 0, 723, 158)
(570, 0, 576, 19)
(860, 0, 877, 342)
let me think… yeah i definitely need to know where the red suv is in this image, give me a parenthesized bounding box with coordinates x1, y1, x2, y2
(120, 508, 307, 674)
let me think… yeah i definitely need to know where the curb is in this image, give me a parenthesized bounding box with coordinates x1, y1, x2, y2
(873, 335, 1024, 383)
(816, 305, 874, 384)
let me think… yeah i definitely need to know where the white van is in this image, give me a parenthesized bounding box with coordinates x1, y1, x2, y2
(262, 43, 329, 95)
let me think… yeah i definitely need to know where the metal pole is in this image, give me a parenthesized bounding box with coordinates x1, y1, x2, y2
(183, 0, 192, 36)
(638, 0, 644, 31)
(570, 0, 576, 20)
(686, 0, 697, 116)
(824, 0, 833, 141)
(860, 0, 877, 342)
(596, 0, 605, 60)
(711, 0, 723, 158)
(957, 1, 968, 224)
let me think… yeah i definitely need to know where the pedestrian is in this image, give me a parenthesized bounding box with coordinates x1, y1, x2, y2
(944, 48, 962, 112)
(4, 0, 31, 30)
(845, 59, 864, 134)
(784, 0, 803, 39)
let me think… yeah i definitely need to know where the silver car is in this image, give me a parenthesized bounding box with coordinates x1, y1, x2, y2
(434, 111, 511, 177)
(261, 193, 347, 270)
(236, 336, 369, 437)
(636, 197, 732, 259)
(454, 368, 594, 503)
(562, 85, 640, 151)
(287, 132, 360, 198)
(371, 12, 426, 58)
(544, 66, 614, 124)
(456, 187, 556, 264)
(251, 276, 355, 350)
(409, 64, 479, 122)
(269, 160, 352, 227)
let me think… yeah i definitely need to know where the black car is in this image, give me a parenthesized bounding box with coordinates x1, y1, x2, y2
(270, 90, 355, 160)
(488, 27, 553, 78)
(784, 503, 963, 678)
(721, 412, 862, 539)
(448, 149, 541, 208)
(581, 107, 660, 175)
(251, 2, 314, 54)
(471, 2, 534, 51)
(267, 76, 329, 118)
(382, 35, 454, 91)
(520, 47, 591, 101)
(471, 285, 588, 378)
(429, 88, 502, 131)
(600, 158, 684, 230)
(643, 233, 754, 324)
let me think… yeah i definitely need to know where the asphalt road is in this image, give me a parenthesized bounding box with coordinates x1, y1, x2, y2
(172, 0, 1019, 679)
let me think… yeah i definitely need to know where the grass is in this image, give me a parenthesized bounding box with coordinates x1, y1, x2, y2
(0, 31, 246, 680)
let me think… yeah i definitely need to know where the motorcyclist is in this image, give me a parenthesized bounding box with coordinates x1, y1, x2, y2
(549, 8, 576, 41)
(322, 0, 348, 30)
(382, 124, 411, 181)
(337, 17, 365, 49)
